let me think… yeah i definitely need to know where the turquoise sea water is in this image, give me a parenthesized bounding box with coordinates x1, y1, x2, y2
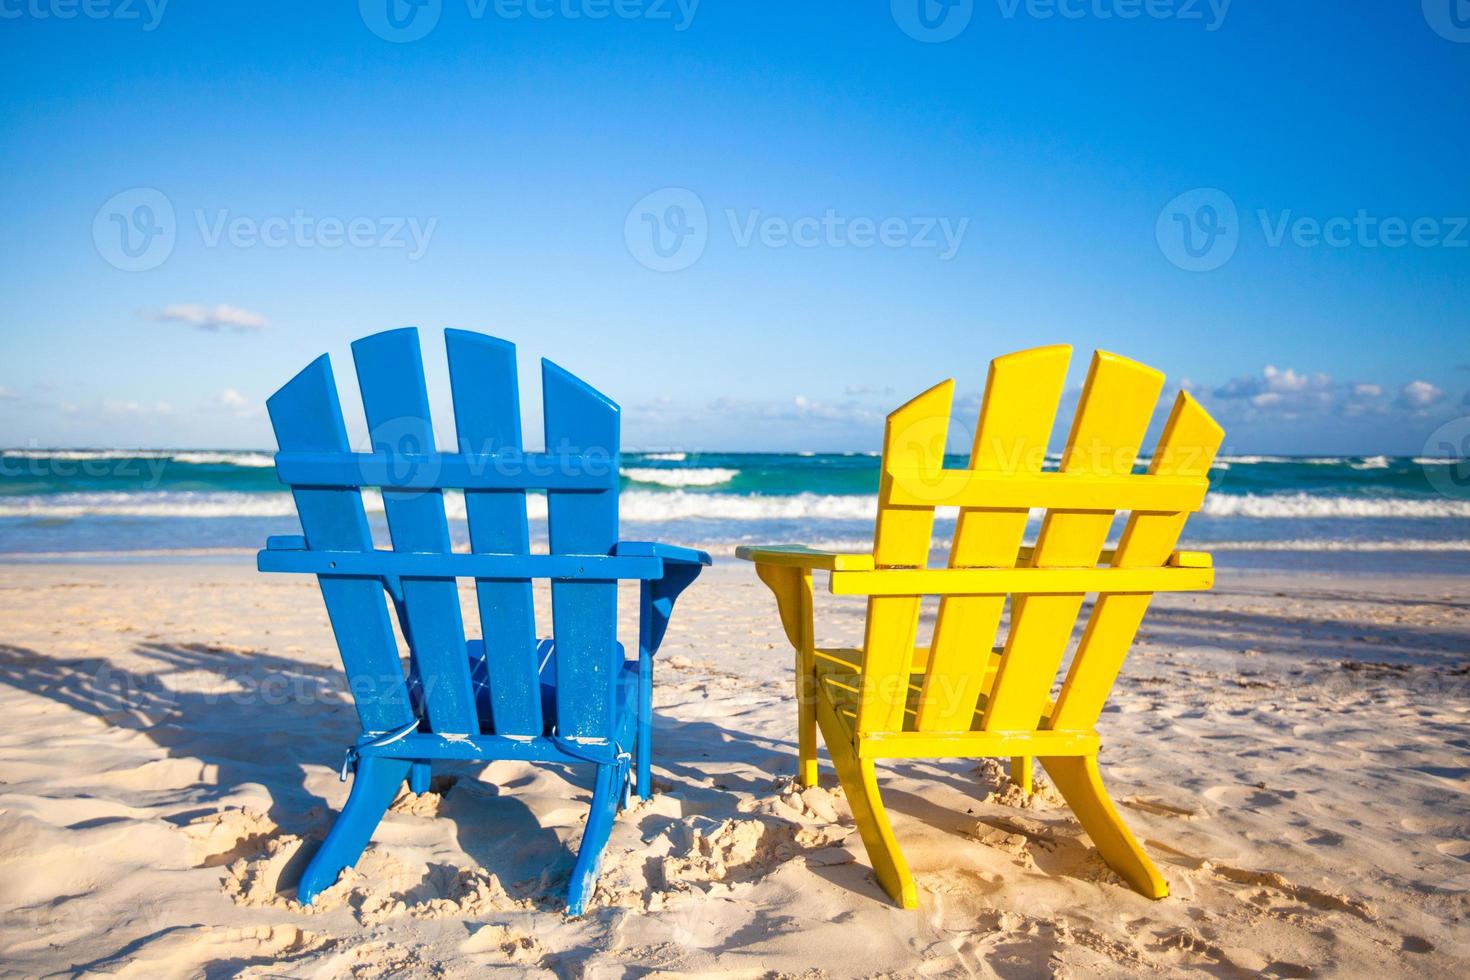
(1, 451, 1468, 568)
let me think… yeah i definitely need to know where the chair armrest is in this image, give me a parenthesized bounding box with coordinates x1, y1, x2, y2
(613, 541, 712, 567)
(626, 543, 708, 658)
(734, 545, 875, 572)
(265, 535, 307, 551)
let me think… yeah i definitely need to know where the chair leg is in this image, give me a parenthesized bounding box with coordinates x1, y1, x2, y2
(797, 665, 819, 788)
(1010, 756, 1033, 795)
(1041, 754, 1168, 899)
(636, 651, 653, 799)
(409, 760, 432, 795)
(565, 760, 626, 916)
(298, 755, 413, 904)
(816, 699, 917, 908)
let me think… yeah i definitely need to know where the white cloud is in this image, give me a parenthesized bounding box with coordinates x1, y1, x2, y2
(153, 304, 268, 332)
(1201, 365, 1454, 424)
(1261, 365, 1313, 393)
(0, 386, 17, 400)
(1396, 379, 1443, 411)
(205, 387, 261, 420)
(98, 399, 175, 417)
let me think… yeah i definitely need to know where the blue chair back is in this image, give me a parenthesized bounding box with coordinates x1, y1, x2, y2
(265, 327, 624, 741)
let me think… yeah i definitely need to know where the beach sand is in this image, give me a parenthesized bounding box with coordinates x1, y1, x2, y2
(0, 557, 1466, 977)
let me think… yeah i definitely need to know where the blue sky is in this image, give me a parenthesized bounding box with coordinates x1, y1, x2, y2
(1, 0, 1466, 454)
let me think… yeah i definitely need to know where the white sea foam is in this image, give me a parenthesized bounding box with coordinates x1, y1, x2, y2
(1414, 456, 1463, 466)
(1214, 455, 1365, 465)
(638, 452, 687, 461)
(0, 492, 299, 519)
(0, 449, 275, 467)
(1200, 493, 1470, 518)
(618, 491, 880, 521)
(1350, 455, 1390, 470)
(621, 467, 738, 488)
(4, 489, 1468, 524)
(1198, 538, 1470, 552)
(1216, 455, 1291, 464)
(2, 449, 175, 461)
(171, 451, 276, 467)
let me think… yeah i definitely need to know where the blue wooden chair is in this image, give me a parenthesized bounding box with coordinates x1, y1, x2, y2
(257, 327, 709, 915)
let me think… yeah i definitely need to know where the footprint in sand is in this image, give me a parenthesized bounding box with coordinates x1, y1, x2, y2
(77, 924, 328, 978)
(1434, 839, 1470, 861)
(180, 807, 281, 868)
(1122, 797, 1201, 820)
(1204, 863, 1376, 922)
(461, 923, 545, 965)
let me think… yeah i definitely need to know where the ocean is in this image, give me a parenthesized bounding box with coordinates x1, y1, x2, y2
(2, 450, 1468, 570)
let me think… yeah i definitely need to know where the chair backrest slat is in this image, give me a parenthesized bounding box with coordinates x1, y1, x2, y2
(856, 379, 953, 734)
(1047, 392, 1223, 731)
(979, 351, 1164, 732)
(352, 328, 480, 735)
(266, 356, 415, 733)
(445, 329, 542, 736)
(916, 346, 1070, 731)
(542, 359, 621, 740)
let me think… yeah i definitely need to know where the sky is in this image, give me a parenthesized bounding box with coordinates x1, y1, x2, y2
(0, 0, 1466, 455)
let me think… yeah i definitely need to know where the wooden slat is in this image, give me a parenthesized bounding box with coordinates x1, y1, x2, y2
(918, 345, 1070, 731)
(273, 450, 619, 491)
(352, 328, 480, 735)
(857, 379, 953, 734)
(980, 351, 1165, 733)
(855, 728, 1099, 760)
(265, 355, 414, 733)
(829, 564, 1213, 596)
(543, 358, 621, 741)
(256, 549, 661, 580)
(1049, 392, 1224, 731)
(884, 469, 1207, 512)
(446, 330, 542, 736)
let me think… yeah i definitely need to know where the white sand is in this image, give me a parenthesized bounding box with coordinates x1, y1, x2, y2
(0, 559, 1467, 977)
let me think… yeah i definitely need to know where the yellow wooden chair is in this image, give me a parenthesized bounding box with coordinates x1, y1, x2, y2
(737, 345, 1223, 907)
